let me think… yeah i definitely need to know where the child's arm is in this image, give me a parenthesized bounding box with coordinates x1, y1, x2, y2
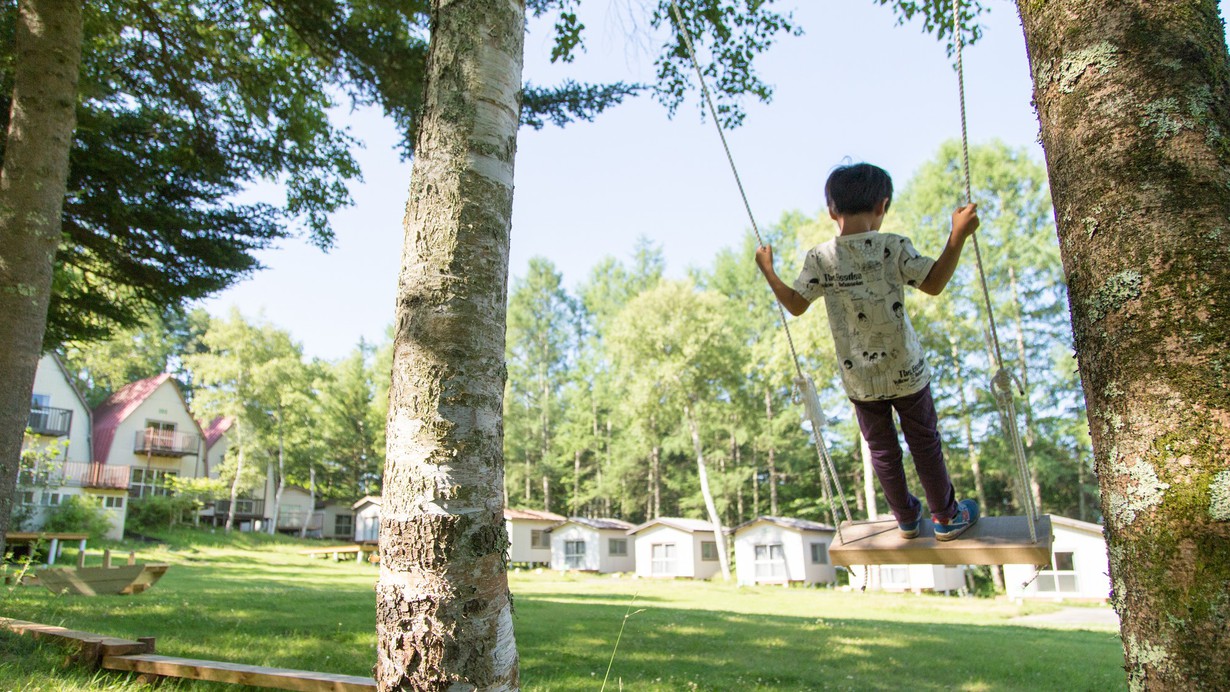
(755, 245, 811, 316)
(918, 203, 980, 296)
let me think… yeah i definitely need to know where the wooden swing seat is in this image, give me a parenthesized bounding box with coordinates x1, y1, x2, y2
(828, 515, 1052, 566)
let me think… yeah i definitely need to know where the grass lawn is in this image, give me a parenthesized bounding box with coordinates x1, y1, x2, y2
(0, 529, 1125, 690)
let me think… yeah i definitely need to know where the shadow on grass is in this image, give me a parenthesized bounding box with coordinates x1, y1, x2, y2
(513, 596, 1126, 692)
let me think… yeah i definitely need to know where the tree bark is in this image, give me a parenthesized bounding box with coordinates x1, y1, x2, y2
(764, 389, 779, 516)
(684, 401, 731, 581)
(225, 420, 244, 532)
(1016, 2, 1230, 686)
(376, 0, 523, 687)
(0, 0, 82, 557)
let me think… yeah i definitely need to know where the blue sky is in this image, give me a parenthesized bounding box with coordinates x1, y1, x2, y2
(201, 2, 1052, 361)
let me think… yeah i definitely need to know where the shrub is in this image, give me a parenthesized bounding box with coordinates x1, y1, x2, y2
(126, 495, 197, 533)
(43, 495, 115, 542)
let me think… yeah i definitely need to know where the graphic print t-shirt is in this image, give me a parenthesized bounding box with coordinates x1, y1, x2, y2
(792, 231, 936, 401)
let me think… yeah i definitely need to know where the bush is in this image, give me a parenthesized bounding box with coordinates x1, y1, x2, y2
(43, 495, 115, 541)
(126, 495, 197, 533)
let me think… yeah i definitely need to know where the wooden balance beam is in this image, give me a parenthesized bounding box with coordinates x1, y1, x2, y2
(102, 654, 377, 691)
(827, 515, 1053, 567)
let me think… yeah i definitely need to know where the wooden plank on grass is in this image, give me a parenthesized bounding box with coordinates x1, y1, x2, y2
(103, 654, 377, 691)
(828, 515, 1053, 566)
(0, 617, 150, 658)
(35, 564, 170, 596)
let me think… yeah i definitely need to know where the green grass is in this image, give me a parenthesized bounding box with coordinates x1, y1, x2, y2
(0, 529, 1126, 690)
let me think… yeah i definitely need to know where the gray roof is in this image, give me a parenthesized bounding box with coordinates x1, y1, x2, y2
(733, 515, 836, 534)
(556, 517, 635, 531)
(628, 517, 718, 535)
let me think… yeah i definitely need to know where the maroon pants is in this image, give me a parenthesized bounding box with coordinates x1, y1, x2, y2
(851, 383, 958, 524)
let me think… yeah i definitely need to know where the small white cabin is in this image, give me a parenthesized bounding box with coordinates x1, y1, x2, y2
(629, 517, 722, 580)
(1005, 515, 1110, 601)
(868, 563, 968, 594)
(549, 517, 635, 573)
(353, 496, 382, 543)
(732, 516, 837, 586)
(505, 508, 566, 566)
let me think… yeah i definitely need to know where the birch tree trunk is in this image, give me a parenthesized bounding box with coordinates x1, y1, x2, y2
(684, 401, 731, 581)
(225, 421, 244, 532)
(1017, 2, 1230, 686)
(763, 389, 779, 516)
(376, 0, 523, 687)
(0, 0, 81, 556)
(268, 405, 286, 535)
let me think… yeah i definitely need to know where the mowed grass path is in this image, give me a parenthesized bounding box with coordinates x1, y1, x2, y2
(0, 530, 1125, 690)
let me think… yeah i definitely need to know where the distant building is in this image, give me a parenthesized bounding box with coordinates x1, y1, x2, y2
(628, 517, 722, 580)
(505, 508, 566, 566)
(353, 496, 382, 542)
(17, 355, 128, 540)
(549, 517, 635, 573)
(1005, 515, 1110, 601)
(732, 516, 837, 586)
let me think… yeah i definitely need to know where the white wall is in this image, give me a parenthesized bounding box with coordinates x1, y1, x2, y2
(733, 523, 836, 586)
(633, 525, 719, 579)
(507, 519, 555, 564)
(354, 503, 380, 542)
(551, 525, 636, 573)
(1005, 523, 1110, 601)
(110, 381, 204, 480)
(29, 355, 91, 465)
(872, 564, 967, 593)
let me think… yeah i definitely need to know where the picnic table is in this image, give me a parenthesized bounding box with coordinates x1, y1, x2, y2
(6, 532, 89, 566)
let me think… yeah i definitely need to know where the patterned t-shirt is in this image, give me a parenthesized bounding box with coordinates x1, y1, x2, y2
(792, 231, 936, 401)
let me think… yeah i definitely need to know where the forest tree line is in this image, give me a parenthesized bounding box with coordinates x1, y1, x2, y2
(54, 141, 1097, 530)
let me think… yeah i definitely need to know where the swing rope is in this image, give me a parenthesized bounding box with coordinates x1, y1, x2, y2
(665, 2, 856, 551)
(952, 0, 1039, 542)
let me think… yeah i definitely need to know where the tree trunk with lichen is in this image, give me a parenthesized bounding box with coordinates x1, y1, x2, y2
(0, 0, 81, 559)
(376, 0, 523, 688)
(1017, 1, 1230, 687)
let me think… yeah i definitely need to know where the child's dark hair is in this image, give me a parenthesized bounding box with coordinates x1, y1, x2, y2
(825, 163, 893, 215)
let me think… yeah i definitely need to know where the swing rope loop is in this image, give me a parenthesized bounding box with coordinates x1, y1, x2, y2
(953, 0, 1039, 542)
(666, 2, 859, 578)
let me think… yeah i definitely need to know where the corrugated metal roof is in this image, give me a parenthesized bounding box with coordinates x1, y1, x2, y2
(628, 517, 717, 535)
(503, 507, 566, 522)
(200, 416, 233, 451)
(559, 517, 635, 531)
(733, 515, 836, 534)
(92, 374, 171, 462)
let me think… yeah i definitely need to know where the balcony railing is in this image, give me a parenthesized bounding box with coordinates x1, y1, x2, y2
(133, 429, 199, 456)
(214, 498, 266, 518)
(62, 462, 130, 490)
(276, 509, 325, 532)
(28, 407, 72, 437)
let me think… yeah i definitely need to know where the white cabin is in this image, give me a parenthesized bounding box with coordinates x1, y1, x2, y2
(629, 517, 722, 580)
(1005, 515, 1110, 601)
(732, 516, 837, 586)
(353, 496, 382, 543)
(549, 517, 635, 573)
(868, 563, 969, 594)
(505, 508, 566, 566)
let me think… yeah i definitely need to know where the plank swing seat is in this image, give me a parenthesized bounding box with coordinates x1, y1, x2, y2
(828, 515, 1053, 567)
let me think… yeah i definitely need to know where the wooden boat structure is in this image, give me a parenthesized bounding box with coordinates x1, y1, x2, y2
(33, 549, 169, 596)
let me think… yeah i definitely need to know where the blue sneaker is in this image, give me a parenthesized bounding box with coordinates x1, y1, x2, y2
(898, 504, 924, 539)
(934, 499, 980, 542)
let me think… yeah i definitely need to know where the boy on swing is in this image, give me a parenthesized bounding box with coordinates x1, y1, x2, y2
(755, 162, 981, 541)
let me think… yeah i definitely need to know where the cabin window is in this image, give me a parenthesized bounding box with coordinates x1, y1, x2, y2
(1037, 551, 1079, 593)
(40, 492, 64, 507)
(753, 544, 786, 580)
(31, 394, 50, 409)
(564, 540, 586, 569)
(608, 538, 628, 556)
(531, 529, 550, 549)
(701, 541, 719, 561)
(881, 566, 910, 586)
(19, 491, 35, 505)
(129, 468, 178, 498)
(809, 542, 829, 565)
(651, 543, 676, 575)
(335, 514, 354, 537)
(99, 496, 124, 509)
